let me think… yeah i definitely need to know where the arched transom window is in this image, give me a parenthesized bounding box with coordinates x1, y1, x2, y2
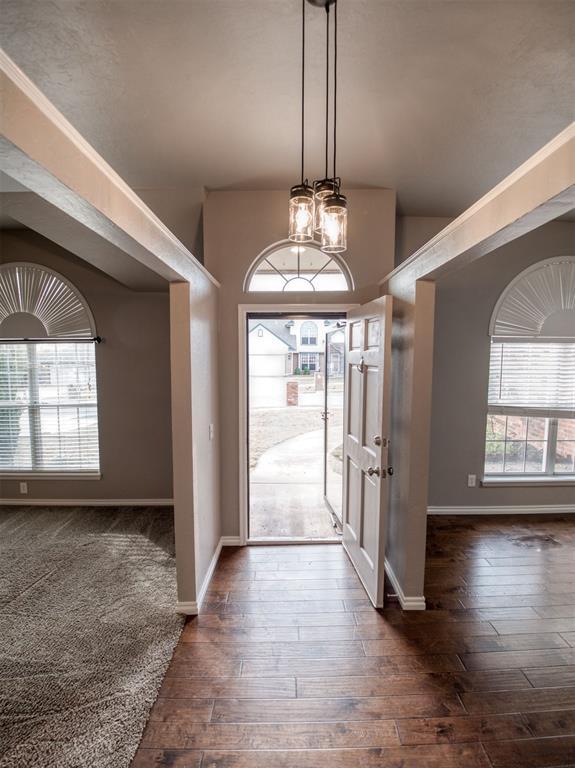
(484, 256, 575, 478)
(245, 242, 353, 293)
(0, 262, 100, 476)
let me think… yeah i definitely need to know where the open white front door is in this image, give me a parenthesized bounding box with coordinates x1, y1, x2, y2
(342, 297, 393, 607)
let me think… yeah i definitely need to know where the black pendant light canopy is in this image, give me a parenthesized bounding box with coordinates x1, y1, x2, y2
(288, 0, 347, 254)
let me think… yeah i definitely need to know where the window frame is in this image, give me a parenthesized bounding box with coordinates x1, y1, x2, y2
(300, 321, 318, 346)
(0, 262, 101, 479)
(0, 340, 101, 479)
(483, 411, 574, 480)
(482, 256, 575, 485)
(299, 352, 319, 372)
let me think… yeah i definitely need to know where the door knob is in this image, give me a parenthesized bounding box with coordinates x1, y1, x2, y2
(367, 466, 381, 477)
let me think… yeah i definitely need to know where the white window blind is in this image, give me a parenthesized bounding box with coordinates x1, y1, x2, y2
(488, 342, 575, 413)
(0, 342, 100, 473)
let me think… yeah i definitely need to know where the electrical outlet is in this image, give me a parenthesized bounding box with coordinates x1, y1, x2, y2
(208, 423, 214, 441)
(19, 481, 28, 494)
(467, 474, 477, 488)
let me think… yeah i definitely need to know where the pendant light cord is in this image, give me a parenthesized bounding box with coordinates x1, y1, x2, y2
(301, 0, 305, 184)
(333, 0, 337, 182)
(325, 2, 330, 180)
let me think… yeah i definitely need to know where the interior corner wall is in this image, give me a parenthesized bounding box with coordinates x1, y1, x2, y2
(0, 229, 173, 502)
(395, 216, 453, 266)
(429, 220, 575, 508)
(189, 273, 221, 592)
(203, 189, 397, 538)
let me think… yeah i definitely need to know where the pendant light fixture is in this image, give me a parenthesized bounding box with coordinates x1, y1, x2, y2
(288, 0, 314, 243)
(318, 0, 347, 254)
(288, 0, 347, 253)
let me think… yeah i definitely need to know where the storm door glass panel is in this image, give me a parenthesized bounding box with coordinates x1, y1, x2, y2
(324, 329, 345, 524)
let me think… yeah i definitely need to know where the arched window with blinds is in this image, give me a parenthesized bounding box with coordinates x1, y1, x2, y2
(484, 256, 575, 477)
(0, 263, 100, 476)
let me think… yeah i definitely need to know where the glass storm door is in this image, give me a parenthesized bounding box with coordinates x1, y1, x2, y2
(324, 328, 345, 525)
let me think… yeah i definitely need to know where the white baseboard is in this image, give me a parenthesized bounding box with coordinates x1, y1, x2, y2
(428, 504, 575, 516)
(178, 536, 243, 615)
(384, 558, 426, 611)
(176, 601, 198, 615)
(195, 538, 223, 610)
(0, 498, 174, 506)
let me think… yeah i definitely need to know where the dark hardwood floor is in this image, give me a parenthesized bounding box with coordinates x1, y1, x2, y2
(132, 515, 575, 767)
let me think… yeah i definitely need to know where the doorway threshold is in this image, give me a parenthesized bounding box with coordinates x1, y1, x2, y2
(247, 537, 342, 546)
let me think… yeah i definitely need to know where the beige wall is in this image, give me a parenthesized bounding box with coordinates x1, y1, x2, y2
(204, 189, 396, 537)
(395, 216, 453, 265)
(169, 275, 221, 604)
(0, 230, 173, 501)
(430, 220, 575, 507)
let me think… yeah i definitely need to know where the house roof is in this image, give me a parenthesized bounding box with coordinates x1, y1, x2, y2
(249, 320, 296, 350)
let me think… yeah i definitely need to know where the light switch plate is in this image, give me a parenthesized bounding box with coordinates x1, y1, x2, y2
(467, 474, 477, 488)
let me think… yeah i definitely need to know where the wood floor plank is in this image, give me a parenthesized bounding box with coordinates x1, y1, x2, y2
(521, 708, 575, 738)
(461, 687, 575, 714)
(523, 665, 575, 688)
(140, 720, 400, 750)
(182, 613, 357, 629)
(211, 694, 465, 723)
(396, 713, 531, 745)
(533, 604, 575, 619)
(461, 648, 575, 671)
(148, 699, 215, 723)
(562, 631, 575, 647)
(362, 633, 568, 657)
(299, 620, 497, 642)
(159, 677, 296, 699)
(296, 670, 530, 698)
(200, 743, 492, 767)
(240, 655, 466, 677)
(482, 735, 575, 767)
(180, 626, 300, 643)
(173, 640, 366, 660)
(491, 617, 575, 635)
(131, 750, 202, 767)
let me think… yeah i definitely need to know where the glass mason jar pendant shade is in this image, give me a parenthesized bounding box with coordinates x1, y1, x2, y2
(313, 179, 337, 234)
(321, 192, 347, 253)
(288, 184, 315, 242)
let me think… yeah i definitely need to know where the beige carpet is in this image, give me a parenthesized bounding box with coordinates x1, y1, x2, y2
(0, 506, 184, 768)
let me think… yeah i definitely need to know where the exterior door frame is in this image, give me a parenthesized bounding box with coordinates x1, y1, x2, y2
(238, 303, 357, 545)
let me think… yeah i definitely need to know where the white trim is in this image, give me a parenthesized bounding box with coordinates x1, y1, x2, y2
(176, 601, 198, 615)
(248, 538, 341, 545)
(195, 538, 222, 610)
(177, 536, 244, 615)
(0, 498, 174, 506)
(428, 504, 575, 515)
(384, 557, 426, 611)
(238, 303, 357, 545)
(1, 473, 102, 480)
(481, 476, 575, 488)
(243, 239, 355, 293)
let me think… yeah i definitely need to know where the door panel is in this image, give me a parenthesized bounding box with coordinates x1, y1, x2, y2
(342, 297, 393, 607)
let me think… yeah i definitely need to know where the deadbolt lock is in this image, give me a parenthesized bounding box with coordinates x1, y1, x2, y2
(373, 435, 387, 447)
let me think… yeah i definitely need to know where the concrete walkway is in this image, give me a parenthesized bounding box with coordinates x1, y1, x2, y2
(250, 429, 339, 539)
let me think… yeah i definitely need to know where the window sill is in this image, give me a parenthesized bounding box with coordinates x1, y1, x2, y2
(0, 472, 102, 480)
(481, 475, 575, 488)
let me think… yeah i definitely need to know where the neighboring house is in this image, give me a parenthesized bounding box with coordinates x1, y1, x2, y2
(249, 318, 342, 376)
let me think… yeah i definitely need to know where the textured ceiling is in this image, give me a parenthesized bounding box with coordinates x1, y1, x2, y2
(1, 0, 574, 216)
